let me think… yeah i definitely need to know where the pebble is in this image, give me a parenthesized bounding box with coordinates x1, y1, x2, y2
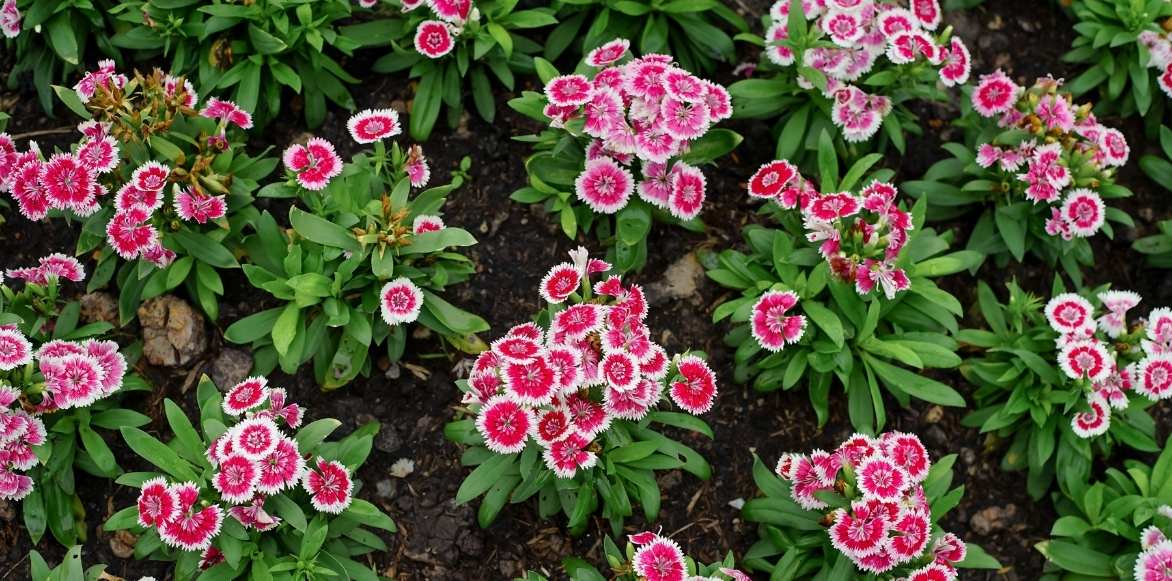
(138, 295, 208, 367)
(390, 458, 415, 478)
(971, 504, 1018, 535)
(210, 348, 253, 389)
(79, 292, 118, 326)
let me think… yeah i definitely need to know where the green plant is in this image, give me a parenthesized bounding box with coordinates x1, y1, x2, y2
(705, 142, 978, 434)
(363, 0, 557, 139)
(742, 432, 1001, 578)
(729, 1, 970, 166)
(109, 0, 367, 127)
(1134, 126, 1172, 267)
(520, 534, 747, 581)
(540, 0, 747, 75)
(105, 375, 396, 580)
(28, 546, 112, 581)
(1036, 436, 1172, 579)
(445, 249, 717, 536)
(1062, 0, 1172, 126)
(226, 113, 487, 389)
(0, 255, 152, 547)
(5, 0, 121, 113)
(508, 46, 740, 272)
(904, 72, 1134, 286)
(958, 280, 1163, 500)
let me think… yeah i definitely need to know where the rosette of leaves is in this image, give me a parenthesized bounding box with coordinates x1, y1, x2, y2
(509, 60, 741, 273)
(540, 0, 747, 74)
(226, 149, 486, 389)
(1036, 435, 1172, 579)
(109, 0, 365, 127)
(704, 148, 979, 434)
(6, 0, 121, 113)
(519, 537, 743, 581)
(903, 112, 1134, 288)
(729, 6, 953, 166)
(106, 376, 395, 579)
(1134, 126, 1172, 267)
(55, 71, 277, 323)
(1062, 0, 1172, 125)
(958, 280, 1162, 500)
(363, 0, 557, 140)
(741, 453, 1001, 578)
(2, 273, 153, 548)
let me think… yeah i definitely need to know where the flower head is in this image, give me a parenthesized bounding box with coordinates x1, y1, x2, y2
(283, 137, 343, 191)
(303, 458, 354, 514)
(347, 109, 402, 144)
(379, 278, 424, 325)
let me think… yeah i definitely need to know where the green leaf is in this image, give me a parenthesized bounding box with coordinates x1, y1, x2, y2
(172, 230, 239, 269)
(680, 129, 742, 165)
(866, 356, 966, 406)
(803, 301, 843, 347)
(46, 13, 80, 65)
(120, 427, 198, 481)
(289, 207, 361, 252)
(456, 453, 516, 504)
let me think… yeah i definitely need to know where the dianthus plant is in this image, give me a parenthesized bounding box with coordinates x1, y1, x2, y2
(1133, 126, 1172, 268)
(509, 40, 741, 272)
(0, 0, 120, 113)
(1063, 0, 1172, 124)
(959, 281, 1170, 499)
(28, 546, 111, 581)
(705, 145, 978, 433)
(1, 64, 276, 323)
(520, 532, 749, 581)
(0, 254, 151, 547)
(730, 0, 970, 163)
(742, 432, 1001, 578)
(904, 71, 1134, 285)
(111, 0, 367, 128)
(1036, 435, 1172, 580)
(539, 0, 748, 76)
(445, 248, 718, 536)
(106, 375, 396, 579)
(364, 0, 556, 140)
(226, 109, 487, 389)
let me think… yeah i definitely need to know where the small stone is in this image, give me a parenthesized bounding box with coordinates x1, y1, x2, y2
(924, 426, 948, 448)
(970, 504, 1017, 536)
(79, 292, 118, 326)
(646, 252, 705, 305)
(728, 498, 745, 510)
(210, 348, 253, 389)
(138, 296, 208, 367)
(109, 529, 138, 558)
(376, 424, 403, 454)
(657, 470, 683, 491)
(924, 405, 945, 424)
(375, 479, 399, 501)
(390, 458, 415, 478)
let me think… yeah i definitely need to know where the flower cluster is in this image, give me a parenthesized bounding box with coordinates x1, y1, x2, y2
(465, 248, 717, 478)
(542, 38, 732, 220)
(1139, 30, 1172, 99)
(748, 159, 912, 299)
(135, 377, 351, 554)
(763, 0, 970, 142)
(0, 0, 19, 38)
(0, 254, 125, 501)
(776, 432, 968, 577)
(626, 531, 749, 581)
(1135, 507, 1172, 581)
(405, 0, 476, 58)
(970, 72, 1128, 240)
(284, 108, 429, 193)
(1043, 291, 1172, 438)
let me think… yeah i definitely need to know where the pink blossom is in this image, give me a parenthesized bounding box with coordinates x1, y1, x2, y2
(347, 108, 401, 143)
(415, 21, 455, 58)
(586, 39, 631, 67)
(283, 137, 343, 191)
(303, 458, 354, 514)
(575, 157, 633, 214)
(751, 290, 807, 351)
(174, 190, 227, 224)
(379, 278, 424, 325)
(475, 395, 534, 454)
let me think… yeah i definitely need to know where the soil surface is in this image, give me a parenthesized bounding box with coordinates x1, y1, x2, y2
(1, 0, 1170, 579)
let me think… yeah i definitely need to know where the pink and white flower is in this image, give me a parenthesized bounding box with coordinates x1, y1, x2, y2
(283, 137, 343, 191)
(347, 109, 402, 143)
(586, 39, 630, 67)
(303, 458, 353, 514)
(575, 157, 633, 214)
(971, 70, 1022, 117)
(1045, 293, 1095, 334)
(632, 537, 686, 581)
(379, 278, 424, 325)
(669, 355, 717, 414)
(751, 290, 807, 351)
(0, 329, 32, 371)
(223, 377, 269, 415)
(415, 21, 455, 58)
(475, 395, 534, 454)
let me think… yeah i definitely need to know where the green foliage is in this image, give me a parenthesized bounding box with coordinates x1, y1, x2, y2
(108, 375, 396, 580)
(1036, 435, 1172, 579)
(28, 546, 112, 581)
(228, 139, 486, 389)
(368, 0, 557, 140)
(519, 536, 743, 581)
(705, 150, 975, 433)
(542, 0, 747, 74)
(1062, 0, 1172, 125)
(1134, 126, 1172, 267)
(958, 280, 1160, 500)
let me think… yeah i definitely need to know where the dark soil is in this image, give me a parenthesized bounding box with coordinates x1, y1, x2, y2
(1, 0, 1170, 579)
